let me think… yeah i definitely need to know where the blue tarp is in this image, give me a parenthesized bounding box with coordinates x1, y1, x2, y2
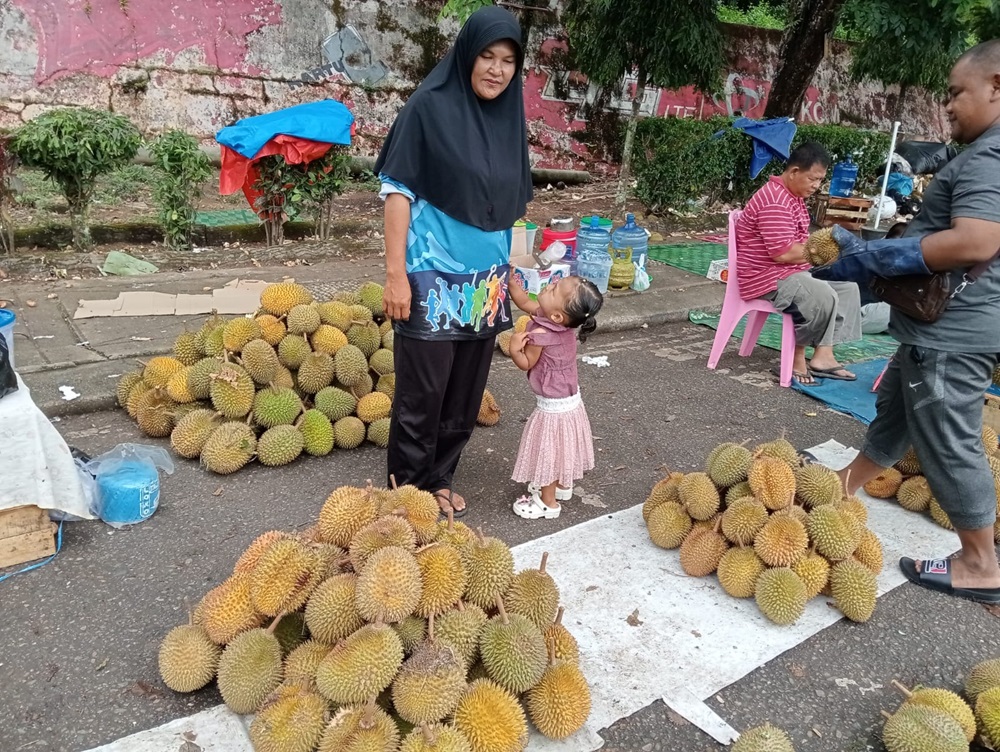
(216, 100, 354, 159)
(715, 117, 798, 179)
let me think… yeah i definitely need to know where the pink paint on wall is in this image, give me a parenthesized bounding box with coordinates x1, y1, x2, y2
(14, 0, 281, 84)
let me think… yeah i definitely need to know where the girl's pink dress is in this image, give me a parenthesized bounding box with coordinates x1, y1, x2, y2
(511, 315, 595, 489)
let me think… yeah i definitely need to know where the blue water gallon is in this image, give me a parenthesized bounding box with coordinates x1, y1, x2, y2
(96, 459, 161, 526)
(611, 213, 648, 274)
(829, 155, 859, 198)
(576, 216, 613, 293)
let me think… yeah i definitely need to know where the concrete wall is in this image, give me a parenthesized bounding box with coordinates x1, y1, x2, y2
(0, 0, 948, 170)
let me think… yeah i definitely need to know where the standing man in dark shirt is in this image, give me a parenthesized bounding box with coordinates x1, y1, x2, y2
(838, 39, 1000, 603)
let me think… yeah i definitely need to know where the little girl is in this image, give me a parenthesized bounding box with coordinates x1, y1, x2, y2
(507, 273, 604, 519)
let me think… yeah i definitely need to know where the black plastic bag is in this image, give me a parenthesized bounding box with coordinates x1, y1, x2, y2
(895, 141, 958, 175)
(0, 333, 16, 400)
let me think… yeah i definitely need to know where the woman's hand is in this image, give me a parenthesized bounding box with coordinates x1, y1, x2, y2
(384, 274, 411, 321)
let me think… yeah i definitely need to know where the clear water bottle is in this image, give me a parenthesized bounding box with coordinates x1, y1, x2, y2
(576, 216, 613, 293)
(611, 213, 648, 275)
(829, 154, 859, 198)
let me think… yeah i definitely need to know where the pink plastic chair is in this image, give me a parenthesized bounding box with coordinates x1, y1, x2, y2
(707, 210, 796, 387)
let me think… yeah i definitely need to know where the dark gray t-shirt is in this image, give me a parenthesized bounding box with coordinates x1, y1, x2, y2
(892, 125, 1000, 352)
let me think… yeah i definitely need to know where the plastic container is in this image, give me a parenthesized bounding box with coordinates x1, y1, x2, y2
(830, 155, 859, 198)
(579, 216, 612, 234)
(541, 227, 578, 274)
(576, 218, 613, 293)
(0, 309, 14, 371)
(577, 251, 613, 294)
(611, 213, 649, 275)
(513, 220, 539, 253)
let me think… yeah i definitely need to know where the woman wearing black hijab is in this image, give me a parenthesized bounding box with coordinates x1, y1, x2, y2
(374, 6, 532, 517)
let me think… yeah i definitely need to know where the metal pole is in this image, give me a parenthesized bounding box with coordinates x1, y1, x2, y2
(872, 120, 901, 229)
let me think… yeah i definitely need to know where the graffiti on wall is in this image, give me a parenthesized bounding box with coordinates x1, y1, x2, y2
(13, 0, 281, 84)
(290, 25, 389, 89)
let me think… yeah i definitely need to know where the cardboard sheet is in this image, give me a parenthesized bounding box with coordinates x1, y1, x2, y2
(74, 279, 272, 320)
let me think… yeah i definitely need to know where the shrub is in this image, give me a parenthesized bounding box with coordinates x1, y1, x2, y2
(631, 115, 891, 212)
(11, 107, 141, 248)
(0, 135, 17, 254)
(149, 131, 213, 250)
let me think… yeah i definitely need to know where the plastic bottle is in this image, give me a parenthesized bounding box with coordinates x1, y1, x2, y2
(611, 213, 648, 275)
(575, 216, 613, 294)
(829, 154, 859, 198)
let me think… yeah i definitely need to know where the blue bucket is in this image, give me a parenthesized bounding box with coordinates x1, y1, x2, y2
(0, 309, 15, 371)
(95, 459, 161, 525)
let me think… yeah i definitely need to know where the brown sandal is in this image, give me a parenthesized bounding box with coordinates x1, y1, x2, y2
(434, 489, 467, 519)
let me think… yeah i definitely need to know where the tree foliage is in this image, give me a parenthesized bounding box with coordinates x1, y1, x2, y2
(149, 130, 213, 251)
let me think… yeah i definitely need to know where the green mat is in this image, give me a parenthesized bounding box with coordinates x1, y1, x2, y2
(194, 208, 261, 226)
(688, 309, 899, 364)
(647, 242, 728, 277)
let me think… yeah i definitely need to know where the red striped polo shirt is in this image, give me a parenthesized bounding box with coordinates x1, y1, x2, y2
(735, 176, 811, 300)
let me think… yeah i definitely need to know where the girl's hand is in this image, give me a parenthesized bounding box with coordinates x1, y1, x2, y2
(384, 275, 411, 321)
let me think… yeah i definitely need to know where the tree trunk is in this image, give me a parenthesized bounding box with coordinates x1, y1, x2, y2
(615, 65, 647, 217)
(763, 0, 847, 119)
(894, 83, 909, 122)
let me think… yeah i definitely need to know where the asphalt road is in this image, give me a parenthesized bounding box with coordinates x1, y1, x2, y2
(2, 320, 997, 752)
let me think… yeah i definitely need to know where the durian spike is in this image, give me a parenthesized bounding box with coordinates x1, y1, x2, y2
(553, 606, 565, 626)
(891, 679, 915, 698)
(494, 594, 509, 624)
(539, 551, 549, 574)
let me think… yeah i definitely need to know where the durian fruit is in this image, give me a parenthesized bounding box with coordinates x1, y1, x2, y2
(250, 538, 322, 616)
(461, 530, 515, 610)
(753, 436, 800, 468)
(977, 685, 1000, 747)
(318, 485, 382, 547)
(216, 619, 285, 714)
(257, 424, 305, 467)
(348, 321, 383, 357)
(356, 545, 424, 623)
(497, 330, 513, 357)
(201, 421, 257, 475)
(253, 386, 303, 428)
(394, 614, 429, 655)
(392, 615, 467, 725)
(317, 300, 353, 331)
(726, 481, 753, 506)
(357, 392, 393, 423)
(852, 529, 884, 574)
(835, 495, 868, 526)
(334, 416, 366, 449)
(477, 390, 501, 427)
(514, 315, 530, 333)
(895, 447, 922, 476)
(170, 408, 221, 459)
(436, 601, 488, 670)
(647, 502, 693, 549)
(503, 552, 559, 630)
(278, 334, 311, 370)
(543, 606, 579, 664)
(896, 476, 933, 513)
(454, 678, 529, 752)
(203, 323, 226, 357)
(223, 317, 262, 354)
(125, 380, 152, 418)
(792, 548, 830, 599)
(415, 543, 467, 618)
(317, 701, 400, 752)
(678, 472, 721, 521)
(754, 567, 808, 626)
(376, 374, 396, 399)
(248, 681, 329, 752)
(311, 324, 348, 356)
(261, 281, 313, 317)
(984, 425, 999, 454)
(382, 327, 395, 352)
(721, 496, 769, 545)
(881, 703, 968, 752)
(297, 352, 336, 394)
(284, 640, 333, 683)
(198, 574, 264, 644)
(753, 515, 808, 567)
(314, 386, 358, 422)
(774, 503, 809, 526)
(270, 610, 309, 656)
(115, 371, 145, 407)
(400, 724, 473, 752)
(304, 573, 364, 644)
(165, 367, 196, 404)
(749, 457, 796, 510)
(794, 464, 843, 508)
(368, 417, 392, 448)
(158, 621, 220, 693)
(807, 505, 862, 561)
(717, 546, 765, 599)
(525, 643, 591, 740)
(864, 467, 904, 499)
(928, 498, 954, 530)
(706, 442, 753, 487)
(642, 471, 684, 521)
(143, 356, 185, 389)
(209, 363, 255, 419)
(172, 330, 201, 366)
(435, 511, 477, 551)
(135, 388, 178, 438)
(335, 344, 370, 386)
(359, 281, 385, 317)
(315, 623, 404, 704)
(350, 516, 418, 571)
(387, 484, 441, 544)
(187, 356, 222, 400)
(298, 409, 335, 456)
(679, 523, 728, 577)
(240, 338, 281, 385)
(966, 657, 1000, 703)
(732, 723, 795, 752)
(891, 680, 976, 743)
(829, 558, 877, 623)
(255, 313, 287, 346)
(287, 304, 321, 335)
(805, 226, 840, 266)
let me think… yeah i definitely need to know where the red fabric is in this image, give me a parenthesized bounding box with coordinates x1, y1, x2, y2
(735, 176, 811, 300)
(219, 134, 348, 215)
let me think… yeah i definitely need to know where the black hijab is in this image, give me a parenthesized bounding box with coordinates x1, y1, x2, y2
(374, 6, 533, 232)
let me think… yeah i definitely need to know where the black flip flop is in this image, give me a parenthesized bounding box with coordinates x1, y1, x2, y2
(899, 557, 1000, 603)
(810, 365, 857, 382)
(435, 490, 468, 519)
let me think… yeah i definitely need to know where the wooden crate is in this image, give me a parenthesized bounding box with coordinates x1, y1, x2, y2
(813, 194, 873, 232)
(0, 505, 57, 569)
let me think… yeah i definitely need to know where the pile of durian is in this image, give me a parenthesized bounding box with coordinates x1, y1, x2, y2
(158, 481, 591, 751)
(644, 436, 884, 626)
(863, 426, 1000, 542)
(881, 657, 1000, 751)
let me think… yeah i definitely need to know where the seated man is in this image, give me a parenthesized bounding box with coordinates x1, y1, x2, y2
(735, 142, 862, 385)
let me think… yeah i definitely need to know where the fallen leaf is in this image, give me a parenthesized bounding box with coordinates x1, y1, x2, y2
(665, 708, 690, 727)
(178, 741, 202, 752)
(25, 299, 37, 307)
(95, 658, 108, 671)
(212, 487, 224, 497)
(984, 603, 1000, 618)
(691, 629, 701, 638)
(626, 608, 643, 627)
(585, 585, 599, 592)
(804, 411, 818, 417)
(580, 493, 607, 508)
(127, 680, 165, 698)
(46, 293, 57, 299)
(791, 663, 806, 677)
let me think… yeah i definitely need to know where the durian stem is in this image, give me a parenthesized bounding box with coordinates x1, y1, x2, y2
(890, 679, 914, 698)
(880, 710, 893, 720)
(554, 606, 564, 626)
(494, 595, 509, 624)
(422, 724, 437, 745)
(447, 506, 455, 530)
(457, 599, 465, 612)
(475, 527, 486, 544)
(428, 612, 436, 643)
(267, 613, 286, 634)
(361, 696, 377, 729)
(389, 474, 399, 490)
(546, 634, 556, 666)
(539, 551, 549, 574)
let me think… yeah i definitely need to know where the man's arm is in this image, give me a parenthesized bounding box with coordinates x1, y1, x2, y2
(755, 202, 807, 265)
(920, 217, 1000, 270)
(773, 243, 808, 264)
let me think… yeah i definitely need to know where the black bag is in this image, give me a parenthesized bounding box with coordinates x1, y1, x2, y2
(0, 333, 17, 400)
(895, 141, 958, 175)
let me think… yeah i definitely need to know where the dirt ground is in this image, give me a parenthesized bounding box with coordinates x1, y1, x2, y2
(0, 166, 728, 282)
